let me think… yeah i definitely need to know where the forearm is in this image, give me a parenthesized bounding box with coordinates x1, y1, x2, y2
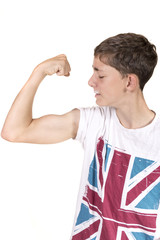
(1, 65, 46, 141)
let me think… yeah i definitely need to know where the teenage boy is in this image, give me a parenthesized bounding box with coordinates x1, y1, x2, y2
(2, 33, 160, 239)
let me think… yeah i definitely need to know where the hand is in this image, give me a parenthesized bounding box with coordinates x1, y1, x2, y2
(38, 54, 71, 77)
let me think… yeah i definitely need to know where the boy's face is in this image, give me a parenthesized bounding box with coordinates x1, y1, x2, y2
(88, 57, 127, 107)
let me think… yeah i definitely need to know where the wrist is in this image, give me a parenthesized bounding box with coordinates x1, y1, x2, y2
(33, 62, 47, 79)
(27, 63, 47, 88)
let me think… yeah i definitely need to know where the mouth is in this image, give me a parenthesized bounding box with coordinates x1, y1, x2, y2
(94, 91, 101, 97)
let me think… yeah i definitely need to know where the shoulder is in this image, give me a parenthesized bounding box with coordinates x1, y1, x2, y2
(77, 106, 112, 130)
(78, 106, 111, 118)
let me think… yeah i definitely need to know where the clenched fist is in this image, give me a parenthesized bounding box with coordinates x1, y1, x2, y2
(37, 54, 71, 77)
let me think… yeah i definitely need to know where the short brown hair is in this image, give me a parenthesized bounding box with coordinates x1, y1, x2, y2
(94, 33, 158, 90)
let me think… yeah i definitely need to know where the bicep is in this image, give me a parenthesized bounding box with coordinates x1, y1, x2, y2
(16, 109, 80, 144)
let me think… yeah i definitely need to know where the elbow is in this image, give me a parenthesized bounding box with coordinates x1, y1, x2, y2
(1, 128, 18, 142)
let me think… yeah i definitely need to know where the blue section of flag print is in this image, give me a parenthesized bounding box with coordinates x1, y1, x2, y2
(132, 232, 154, 240)
(136, 182, 160, 210)
(105, 144, 111, 171)
(88, 155, 98, 188)
(130, 157, 154, 179)
(76, 203, 95, 226)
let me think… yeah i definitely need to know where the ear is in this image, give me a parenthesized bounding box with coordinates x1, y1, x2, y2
(126, 74, 139, 91)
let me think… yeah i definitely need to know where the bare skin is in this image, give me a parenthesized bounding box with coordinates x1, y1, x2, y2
(1, 54, 80, 144)
(88, 57, 155, 129)
(1, 55, 155, 145)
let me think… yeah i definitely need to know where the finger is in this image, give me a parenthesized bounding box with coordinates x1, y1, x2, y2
(56, 71, 63, 76)
(64, 72, 70, 77)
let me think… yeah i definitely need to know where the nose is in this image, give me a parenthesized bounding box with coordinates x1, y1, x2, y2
(88, 74, 97, 88)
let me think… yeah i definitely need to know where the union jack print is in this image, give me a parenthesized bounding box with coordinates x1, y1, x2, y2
(72, 137, 160, 240)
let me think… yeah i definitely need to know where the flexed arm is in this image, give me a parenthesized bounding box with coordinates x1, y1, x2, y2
(1, 54, 80, 144)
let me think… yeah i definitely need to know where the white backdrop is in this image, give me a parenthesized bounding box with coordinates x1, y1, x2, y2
(0, 0, 160, 239)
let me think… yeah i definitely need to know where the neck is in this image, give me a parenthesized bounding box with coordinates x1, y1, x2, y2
(115, 91, 155, 129)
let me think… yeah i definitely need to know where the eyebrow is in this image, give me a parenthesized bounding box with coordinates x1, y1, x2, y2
(92, 65, 104, 72)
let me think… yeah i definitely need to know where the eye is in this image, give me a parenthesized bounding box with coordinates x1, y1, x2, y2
(99, 76, 104, 79)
